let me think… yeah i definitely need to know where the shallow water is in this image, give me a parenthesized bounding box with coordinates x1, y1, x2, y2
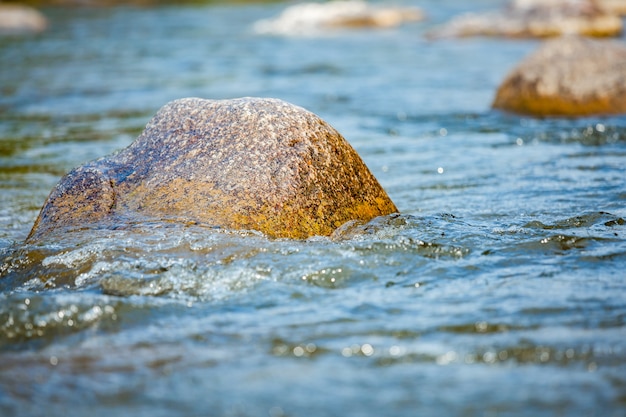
(1, 1, 626, 416)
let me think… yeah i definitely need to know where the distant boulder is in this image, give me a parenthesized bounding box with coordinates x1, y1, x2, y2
(492, 36, 626, 116)
(428, 0, 622, 39)
(0, 4, 47, 35)
(28, 97, 398, 241)
(254, 0, 423, 36)
(598, 0, 626, 15)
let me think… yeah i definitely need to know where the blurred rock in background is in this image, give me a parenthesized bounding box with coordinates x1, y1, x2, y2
(427, 0, 622, 38)
(0, 3, 47, 35)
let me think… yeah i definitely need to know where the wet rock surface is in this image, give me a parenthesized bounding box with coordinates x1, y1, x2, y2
(428, 0, 622, 39)
(27, 97, 398, 240)
(492, 36, 626, 117)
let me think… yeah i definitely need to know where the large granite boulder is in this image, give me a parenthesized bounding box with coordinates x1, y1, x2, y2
(0, 4, 47, 35)
(492, 36, 626, 117)
(254, 0, 423, 36)
(27, 97, 398, 241)
(427, 0, 622, 39)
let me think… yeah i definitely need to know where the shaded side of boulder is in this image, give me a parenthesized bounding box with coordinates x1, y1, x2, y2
(254, 0, 423, 36)
(427, 0, 622, 39)
(0, 4, 47, 35)
(28, 166, 117, 237)
(492, 36, 626, 116)
(27, 97, 398, 240)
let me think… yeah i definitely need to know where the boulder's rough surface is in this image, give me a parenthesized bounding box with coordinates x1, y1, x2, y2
(254, 0, 423, 36)
(428, 0, 622, 39)
(492, 36, 626, 116)
(0, 4, 47, 35)
(28, 97, 398, 240)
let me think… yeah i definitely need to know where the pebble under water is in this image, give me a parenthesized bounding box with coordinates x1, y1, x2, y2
(1, 2, 626, 416)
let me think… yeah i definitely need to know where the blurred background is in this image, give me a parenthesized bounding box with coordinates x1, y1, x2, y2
(1, 1, 626, 417)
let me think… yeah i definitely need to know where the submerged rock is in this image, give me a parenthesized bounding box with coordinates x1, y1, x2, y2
(254, 0, 423, 36)
(0, 4, 47, 35)
(492, 36, 626, 116)
(28, 97, 398, 241)
(428, 0, 622, 39)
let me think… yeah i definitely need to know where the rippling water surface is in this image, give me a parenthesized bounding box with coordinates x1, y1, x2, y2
(1, 1, 626, 416)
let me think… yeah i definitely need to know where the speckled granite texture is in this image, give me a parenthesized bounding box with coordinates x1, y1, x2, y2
(28, 97, 398, 240)
(492, 36, 626, 116)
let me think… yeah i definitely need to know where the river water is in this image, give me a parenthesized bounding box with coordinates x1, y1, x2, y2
(1, 1, 626, 416)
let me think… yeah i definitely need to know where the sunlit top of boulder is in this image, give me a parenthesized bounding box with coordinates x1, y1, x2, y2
(254, 0, 423, 36)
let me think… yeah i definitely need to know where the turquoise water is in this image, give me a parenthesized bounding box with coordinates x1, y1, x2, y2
(1, 1, 626, 416)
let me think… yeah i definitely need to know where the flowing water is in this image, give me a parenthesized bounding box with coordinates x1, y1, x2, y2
(1, 1, 626, 416)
